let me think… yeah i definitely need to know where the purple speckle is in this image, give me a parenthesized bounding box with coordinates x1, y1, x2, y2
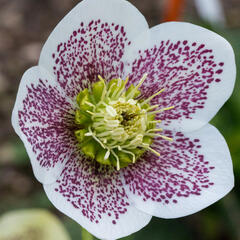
(129, 39, 224, 126)
(52, 19, 129, 98)
(123, 130, 215, 204)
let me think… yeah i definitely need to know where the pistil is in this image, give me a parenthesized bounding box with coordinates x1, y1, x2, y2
(74, 74, 174, 170)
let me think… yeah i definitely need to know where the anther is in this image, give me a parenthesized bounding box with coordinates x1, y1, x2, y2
(104, 150, 110, 160)
(74, 74, 174, 170)
(145, 133, 173, 141)
(140, 89, 165, 106)
(127, 73, 147, 99)
(147, 106, 174, 115)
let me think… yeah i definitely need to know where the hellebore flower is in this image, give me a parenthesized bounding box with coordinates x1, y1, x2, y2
(12, 0, 236, 239)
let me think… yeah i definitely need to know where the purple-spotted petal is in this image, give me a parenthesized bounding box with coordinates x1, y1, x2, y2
(12, 66, 77, 184)
(122, 124, 234, 218)
(125, 22, 236, 132)
(39, 0, 148, 98)
(43, 153, 151, 240)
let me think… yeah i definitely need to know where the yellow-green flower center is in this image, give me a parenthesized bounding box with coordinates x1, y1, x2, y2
(74, 74, 173, 170)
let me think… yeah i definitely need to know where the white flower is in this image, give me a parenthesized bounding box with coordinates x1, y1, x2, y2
(12, 0, 236, 239)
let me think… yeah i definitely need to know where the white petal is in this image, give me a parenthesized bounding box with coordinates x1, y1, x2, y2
(122, 124, 234, 218)
(125, 22, 236, 132)
(44, 153, 151, 240)
(12, 66, 76, 184)
(39, 0, 148, 98)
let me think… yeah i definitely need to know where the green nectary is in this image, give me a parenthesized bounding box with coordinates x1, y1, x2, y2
(74, 74, 173, 170)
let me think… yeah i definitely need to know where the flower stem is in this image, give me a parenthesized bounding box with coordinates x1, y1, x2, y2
(81, 228, 94, 240)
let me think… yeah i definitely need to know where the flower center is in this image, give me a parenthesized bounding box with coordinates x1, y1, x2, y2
(74, 74, 173, 170)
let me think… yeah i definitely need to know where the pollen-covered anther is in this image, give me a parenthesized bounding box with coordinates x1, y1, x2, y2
(74, 74, 174, 170)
